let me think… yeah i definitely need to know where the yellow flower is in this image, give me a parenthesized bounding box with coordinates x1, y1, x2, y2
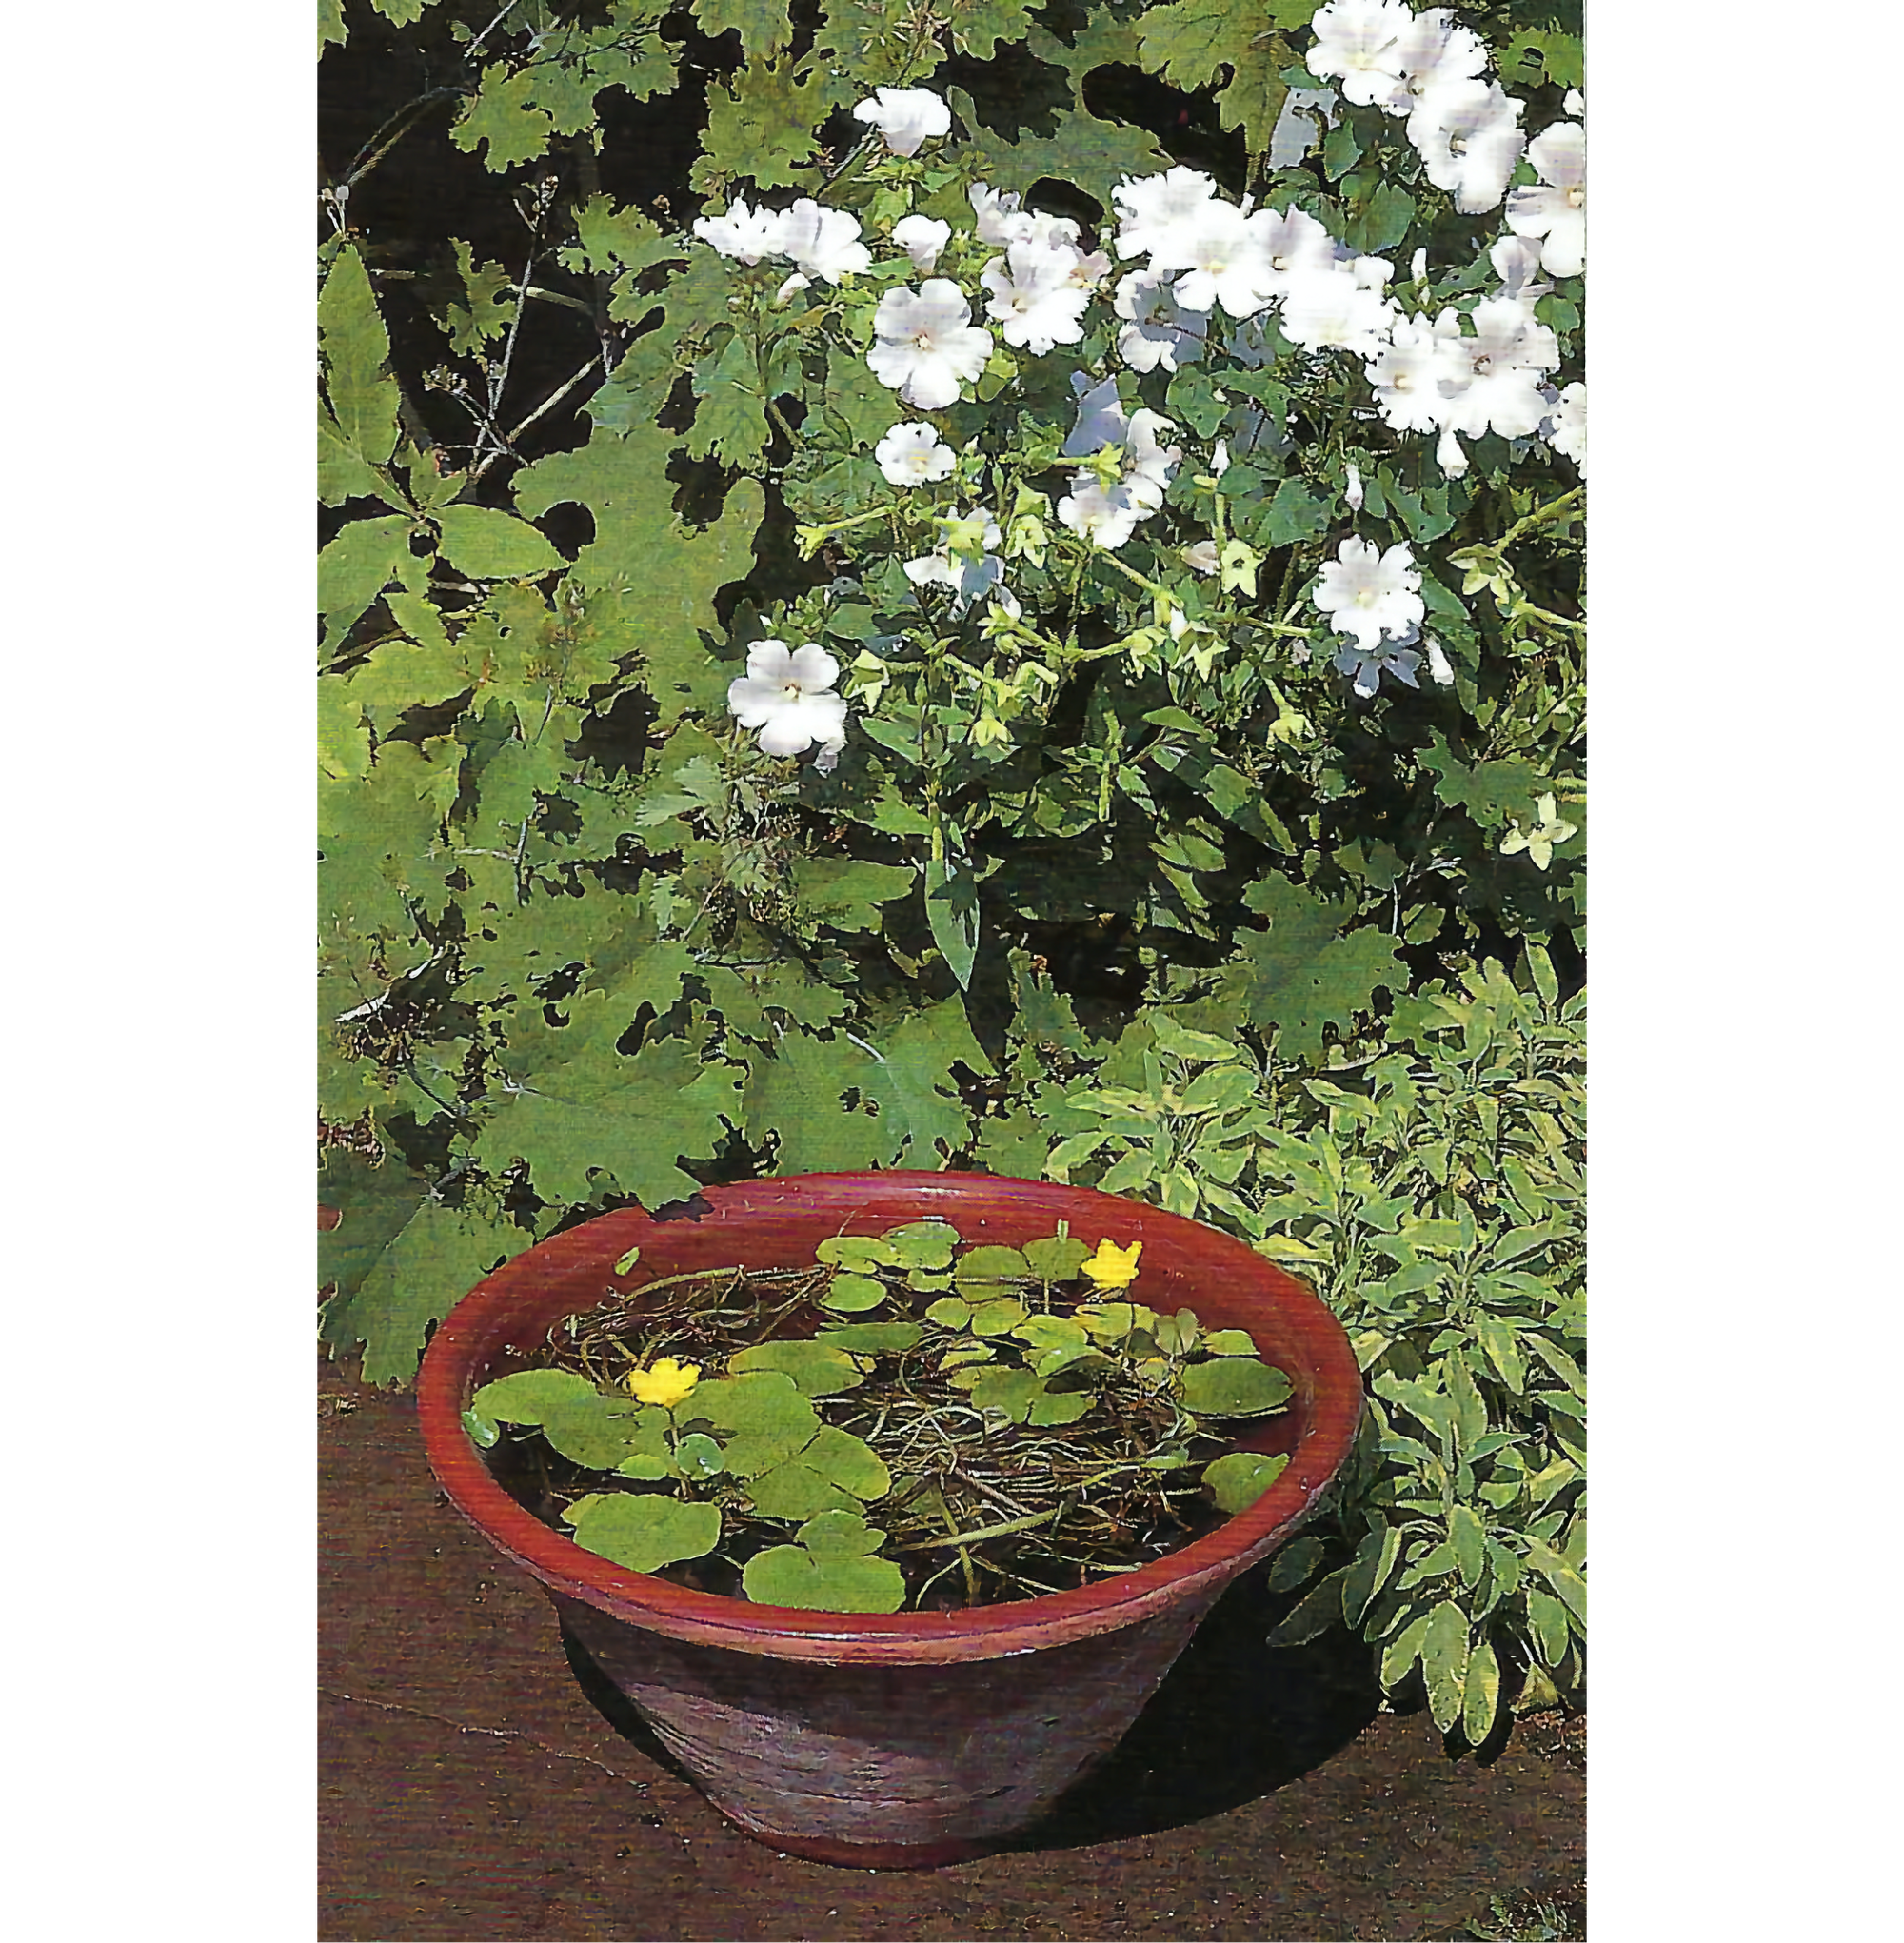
(1081, 1239, 1143, 1291)
(625, 1358, 702, 1408)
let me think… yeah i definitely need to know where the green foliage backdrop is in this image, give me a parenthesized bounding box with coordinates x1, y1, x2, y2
(319, 0, 1584, 1745)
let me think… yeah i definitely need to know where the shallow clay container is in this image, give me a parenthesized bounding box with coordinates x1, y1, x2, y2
(417, 1173, 1364, 1867)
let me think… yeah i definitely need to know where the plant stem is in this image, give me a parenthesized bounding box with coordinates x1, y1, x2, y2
(892, 1504, 1063, 1551)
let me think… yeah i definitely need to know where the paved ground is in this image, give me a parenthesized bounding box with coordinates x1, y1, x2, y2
(319, 1358, 1583, 1942)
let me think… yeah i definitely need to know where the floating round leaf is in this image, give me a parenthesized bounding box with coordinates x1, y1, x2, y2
(1203, 1327, 1260, 1357)
(542, 1390, 662, 1468)
(815, 1319, 924, 1355)
(795, 1509, 889, 1558)
(675, 1433, 725, 1480)
(471, 1367, 604, 1424)
(953, 1243, 1032, 1283)
(1022, 1233, 1092, 1280)
(1026, 1386, 1093, 1426)
(741, 1543, 907, 1614)
(820, 1272, 889, 1313)
(567, 1495, 723, 1575)
(815, 1235, 901, 1270)
(881, 1219, 958, 1269)
(462, 1407, 500, 1448)
(968, 1297, 1029, 1336)
(1201, 1450, 1291, 1513)
(728, 1338, 870, 1397)
(687, 1371, 821, 1476)
(1179, 1357, 1294, 1417)
(925, 1295, 976, 1329)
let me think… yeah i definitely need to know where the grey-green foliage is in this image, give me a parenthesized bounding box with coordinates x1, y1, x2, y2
(1246, 952, 1585, 1745)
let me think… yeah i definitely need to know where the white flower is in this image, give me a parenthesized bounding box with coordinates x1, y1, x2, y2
(967, 185, 1082, 253)
(891, 213, 951, 270)
(1307, 0, 1418, 108)
(1424, 635, 1455, 685)
(1563, 89, 1585, 118)
(874, 422, 956, 486)
(776, 199, 872, 283)
(981, 240, 1095, 354)
(1363, 307, 1467, 434)
(1438, 297, 1559, 440)
(1436, 426, 1469, 477)
(1060, 375, 1180, 504)
(1111, 166, 1221, 262)
(1112, 269, 1209, 373)
(902, 507, 1018, 614)
(1344, 464, 1364, 513)
(1121, 408, 1182, 512)
(1249, 205, 1340, 300)
(1506, 121, 1585, 279)
(727, 640, 848, 762)
(969, 184, 1027, 246)
(1062, 372, 1131, 459)
(1379, 7, 1489, 116)
(852, 87, 952, 158)
(693, 196, 786, 265)
(1057, 478, 1142, 551)
(1279, 262, 1398, 356)
(1167, 198, 1276, 317)
(1409, 80, 1526, 214)
(1210, 439, 1230, 477)
(1182, 540, 1220, 575)
(1544, 380, 1586, 474)
(866, 279, 994, 409)
(1313, 536, 1424, 652)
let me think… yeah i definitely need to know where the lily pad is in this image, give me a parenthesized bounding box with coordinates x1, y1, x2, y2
(1076, 1302, 1160, 1344)
(728, 1339, 870, 1397)
(565, 1494, 723, 1574)
(745, 1426, 891, 1519)
(543, 1392, 663, 1469)
(674, 1433, 724, 1479)
(821, 1272, 889, 1313)
(969, 1297, 1030, 1335)
(815, 1235, 900, 1271)
(1204, 1327, 1260, 1357)
(1180, 1358, 1294, 1417)
(1023, 1233, 1092, 1280)
(471, 1368, 604, 1424)
(794, 1509, 887, 1557)
(925, 1295, 977, 1329)
(685, 1371, 820, 1476)
(880, 1219, 959, 1270)
(815, 1320, 924, 1354)
(462, 1407, 501, 1448)
(1154, 1308, 1201, 1357)
(742, 1542, 906, 1613)
(1202, 1450, 1291, 1513)
(954, 1243, 1031, 1283)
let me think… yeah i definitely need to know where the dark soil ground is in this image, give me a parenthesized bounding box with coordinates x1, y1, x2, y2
(319, 1358, 1583, 1942)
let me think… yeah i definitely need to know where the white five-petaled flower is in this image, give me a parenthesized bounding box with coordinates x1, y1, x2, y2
(1489, 233, 1552, 314)
(891, 213, 951, 271)
(1408, 78, 1526, 213)
(1438, 296, 1559, 440)
(980, 239, 1096, 354)
(967, 185, 1081, 252)
(866, 279, 994, 409)
(1278, 261, 1399, 356)
(874, 422, 956, 486)
(1379, 7, 1489, 117)
(1166, 197, 1276, 318)
(693, 196, 786, 265)
(1306, 0, 1418, 108)
(776, 198, 872, 284)
(1506, 120, 1585, 280)
(852, 87, 952, 158)
(1111, 166, 1222, 263)
(1362, 307, 1468, 434)
(1313, 536, 1425, 653)
(1119, 266, 1204, 370)
(727, 640, 848, 767)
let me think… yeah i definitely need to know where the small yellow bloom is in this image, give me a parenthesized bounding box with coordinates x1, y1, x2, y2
(625, 1358, 702, 1408)
(1081, 1239, 1143, 1291)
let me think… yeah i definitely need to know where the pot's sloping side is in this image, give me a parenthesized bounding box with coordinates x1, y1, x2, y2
(553, 1585, 1219, 1867)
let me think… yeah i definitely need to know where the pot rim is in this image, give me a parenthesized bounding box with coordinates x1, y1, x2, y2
(417, 1172, 1365, 1664)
